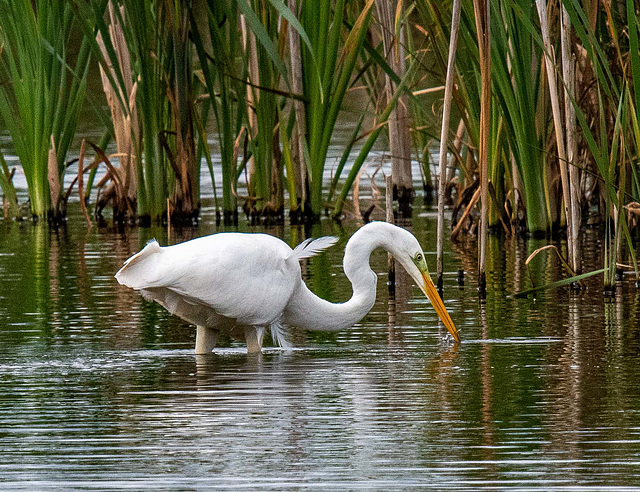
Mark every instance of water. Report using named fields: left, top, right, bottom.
left=1, top=203, right=640, bottom=490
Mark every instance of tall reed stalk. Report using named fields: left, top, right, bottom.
left=536, top=0, right=574, bottom=258
left=473, top=0, right=490, bottom=295
left=436, top=0, right=462, bottom=292
left=561, top=4, right=581, bottom=275
left=287, top=0, right=307, bottom=219
left=243, top=0, right=284, bottom=221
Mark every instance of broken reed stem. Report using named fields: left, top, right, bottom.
left=47, top=135, right=60, bottom=218
left=386, top=174, right=395, bottom=291
left=473, top=0, right=490, bottom=298
left=437, top=0, right=461, bottom=294
left=353, top=165, right=362, bottom=221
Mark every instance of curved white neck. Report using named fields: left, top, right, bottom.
left=283, top=223, right=399, bottom=331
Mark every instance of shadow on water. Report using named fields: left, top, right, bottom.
left=1, top=202, right=640, bottom=489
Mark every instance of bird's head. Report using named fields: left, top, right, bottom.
left=391, top=229, right=460, bottom=343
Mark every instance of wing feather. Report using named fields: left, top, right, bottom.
left=288, top=236, right=338, bottom=260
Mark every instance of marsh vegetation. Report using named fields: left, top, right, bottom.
left=1, top=0, right=640, bottom=293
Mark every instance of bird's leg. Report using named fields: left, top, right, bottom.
left=195, top=326, right=218, bottom=354
left=244, top=326, right=265, bottom=354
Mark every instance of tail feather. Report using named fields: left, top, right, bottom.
left=269, top=320, right=292, bottom=349
left=115, top=240, right=163, bottom=289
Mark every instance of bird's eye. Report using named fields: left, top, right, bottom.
left=415, top=253, right=423, bottom=262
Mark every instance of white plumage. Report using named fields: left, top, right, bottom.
left=115, top=222, right=459, bottom=354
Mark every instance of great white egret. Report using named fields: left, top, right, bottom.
left=115, top=221, right=459, bottom=354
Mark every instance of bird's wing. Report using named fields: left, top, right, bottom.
left=288, top=236, right=338, bottom=260
left=116, top=233, right=298, bottom=326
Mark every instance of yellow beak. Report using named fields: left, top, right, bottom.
left=421, top=272, right=460, bottom=343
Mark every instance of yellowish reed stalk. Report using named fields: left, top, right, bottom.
left=375, top=0, right=413, bottom=216
left=77, top=139, right=92, bottom=229
left=287, top=0, right=307, bottom=213
left=536, top=0, right=573, bottom=261
left=437, top=0, right=461, bottom=293
left=561, top=5, right=581, bottom=275
left=473, top=0, right=490, bottom=296
left=240, top=14, right=259, bottom=189
left=47, top=136, right=60, bottom=218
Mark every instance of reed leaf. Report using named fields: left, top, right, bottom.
left=627, top=0, right=640, bottom=118
left=328, top=113, right=365, bottom=204
left=514, top=268, right=608, bottom=298
left=236, top=0, right=288, bottom=85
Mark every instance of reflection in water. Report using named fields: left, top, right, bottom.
left=478, top=302, right=496, bottom=481
left=1, top=205, right=640, bottom=488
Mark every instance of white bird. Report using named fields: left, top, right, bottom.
left=115, top=221, right=459, bottom=354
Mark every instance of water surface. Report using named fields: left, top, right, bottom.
left=1, top=204, right=640, bottom=490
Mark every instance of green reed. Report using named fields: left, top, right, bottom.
left=77, top=0, right=201, bottom=223
left=491, top=0, right=548, bottom=233
left=0, top=0, right=90, bottom=220
left=120, top=1, right=170, bottom=222
left=191, top=0, right=246, bottom=224
left=300, top=0, right=374, bottom=218
left=561, top=0, right=639, bottom=285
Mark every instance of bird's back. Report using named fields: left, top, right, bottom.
left=115, top=233, right=299, bottom=328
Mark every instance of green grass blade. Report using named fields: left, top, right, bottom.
left=268, top=0, right=322, bottom=98
left=328, top=113, right=365, bottom=203
left=235, top=0, right=289, bottom=86
left=513, top=268, right=609, bottom=298
left=333, top=60, right=411, bottom=218
left=628, top=0, right=640, bottom=115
